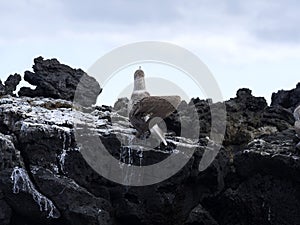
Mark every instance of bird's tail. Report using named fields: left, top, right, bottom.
left=151, top=124, right=167, bottom=146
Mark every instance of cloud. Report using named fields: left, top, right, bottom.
left=1, top=0, right=300, bottom=44
left=1, top=0, right=300, bottom=68
left=61, top=0, right=182, bottom=24
left=0, top=0, right=66, bottom=42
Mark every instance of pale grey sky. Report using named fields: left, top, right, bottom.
left=0, top=0, right=299, bottom=105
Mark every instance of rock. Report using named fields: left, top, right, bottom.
left=207, top=172, right=300, bottom=225
left=0, top=132, right=61, bottom=224
left=204, top=129, right=300, bottom=225
left=190, top=98, right=212, bottom=137
left=234, top=129, right=299, bottom=178
left=224, top=88, right=267, bottom=146
left=0, top=83, right=4, bottom=95
left=2, top=81, right=300, bottom=225
left=271, top=82, right=300, bottom=111
left=0, top=96, right=113, bottom=224
left=165, top=99, right=211, bottom=138
left=0, top=73, right=21, bottom=96
left=261, top=106, right=294, bottom=131
left=0, top=198, right=12, bottom=225
left=184, top=204, right=218, bottom=225
left=18, top=57, right=102, bottom=107
left=31, top=168, right=111, bottom=225
left=109, top=144, right=229, bottom=225
left=0, top=133, right=23, bottom=170
left=164, top=87, right=291, bottom=156
left=113, top=97, right=129, bottom=117
left=0, top=95, right=231, bottom=225
left=166, top=89, right=271, bottom=147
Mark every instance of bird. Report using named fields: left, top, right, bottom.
left=294, top=105, right=300, bottom=121
left=293, top=105, right=300, bottom=149
left=128, top=67, right=181, bottom=145
left=294, top=105, right=300, bottom=137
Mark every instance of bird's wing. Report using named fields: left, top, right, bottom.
left=131, top=95, right=181, bottom=120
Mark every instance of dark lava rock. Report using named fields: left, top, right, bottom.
left=2, top=80, right=300, bottom=225
left=271, top=82, right=300, bottom=111
left=0, top=132, right=60, bottom=225
left=0, top=198, right=12, bottom=225
left=31, top=168, right=112, bottom=225
left=261, top=105, right=295, bottom=131
left=0, top=74, right=21, bottom=96
left=0, top=96, right=230, bottom=225
left=18, top=57, right=102, bottom=107
left=0, top=97, right=113, bottom=225
left=166, top=88, right=271, bottom=147
left=184, top=204, right=218, bottom=225
left=113, top=97, right=129, bottom=117
left=223, top=88, right=267, bottom=146
left=165, top=99, right=212, bottom=138
left=204, top=128, right=300, bottom=225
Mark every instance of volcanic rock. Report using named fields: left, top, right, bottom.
left=271, top=82, right=300, bottom=111
left=0, top=74, right=21, bottom=96
left=18, top=57, right=102, bottom=107
left=1, top=63, right=300, bottom=225
left=205, top=129, right=300, bottom=225
left=0, top=95, right=230, bottom=225
left=113, top=97, right=129, bottom=117
left=184, top=204, right=218, bottom=225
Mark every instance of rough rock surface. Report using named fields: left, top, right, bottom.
left=204, top=128, right=300, bottom=225
left=113, top=97, right=129, bottom=117
left=0, top=74, right=21, bottom=96
left=1, top=59, right=300, bottom=225
left=271, top=82, right=300, bottom=111
left=183, top=204, right=218, bottom=225
left=166, top=88, right=293, bottom=148
left=225, top=88, right=267, bottom=142
left=0, top=96, right=230, bottom=225
left=18, top=57, right=102, bottom=107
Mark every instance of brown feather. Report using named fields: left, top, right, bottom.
left=129, top=95, right=181, bottom=134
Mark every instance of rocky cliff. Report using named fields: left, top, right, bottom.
left=0, top=58, right=300, bottom=225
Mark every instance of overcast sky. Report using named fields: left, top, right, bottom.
left=0, top=0, right=299, bottom=105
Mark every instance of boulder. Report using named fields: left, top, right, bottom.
left=18, top=57, right=102, bottom=107
left=271, top=82, right=300, bottom=111
left=113, top=97, right=129, bottom=117
left=0, top=74, right=21, bottom=96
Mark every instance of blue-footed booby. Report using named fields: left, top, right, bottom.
left=294, top=105, right=300, bottom=137
left=129, top=68, right=181, bottom=145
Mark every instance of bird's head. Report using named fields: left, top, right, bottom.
left=134, top=68, right=145, bottom=80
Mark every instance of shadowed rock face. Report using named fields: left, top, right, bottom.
left=18, top=57, right=102, bottom=107
left=0, top=74, right=21, bottom=96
